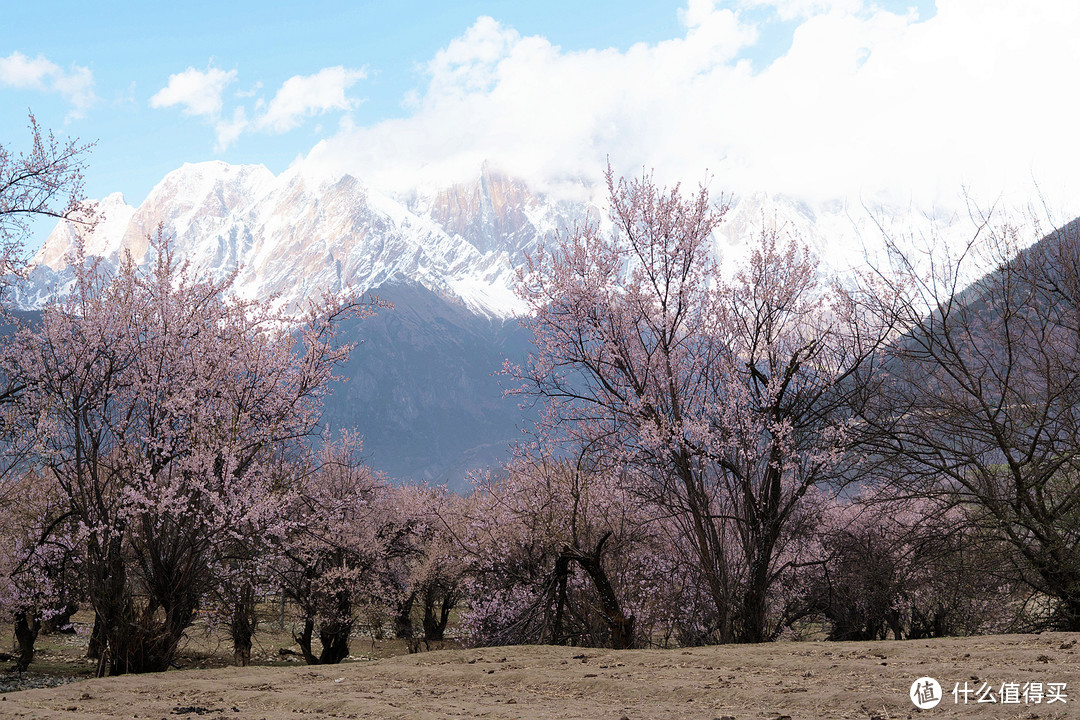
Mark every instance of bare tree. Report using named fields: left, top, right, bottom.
left=867, top=214, right=1080, bottom=630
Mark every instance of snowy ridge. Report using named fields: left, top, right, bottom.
left=28, top=160, right=581, bottom=319
left=26, top=160, right=973, bottom=318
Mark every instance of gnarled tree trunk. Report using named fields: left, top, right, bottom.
left=562, top=532, right=635, bottom=650
left=13, top=610, right=41, bottom=672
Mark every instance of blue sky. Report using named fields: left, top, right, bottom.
left=4, top=0, right=1078, bottom=250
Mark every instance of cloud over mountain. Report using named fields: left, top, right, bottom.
left=299, top=1, right=1080, bottom=219
left=150, top=64, right=237, bottom=117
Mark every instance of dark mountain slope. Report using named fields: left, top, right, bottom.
left=320, top=282, right=536, bottom=490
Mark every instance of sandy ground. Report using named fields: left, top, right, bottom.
left=1, top=633, right=1078, bottom=720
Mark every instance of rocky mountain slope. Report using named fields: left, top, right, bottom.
left=323, top=282, right=536, bottom=487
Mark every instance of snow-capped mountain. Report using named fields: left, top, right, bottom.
left=25, top=160, right=587, bottom=319
left=24, top=159, right=949, bottom=317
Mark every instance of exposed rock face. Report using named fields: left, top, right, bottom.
left=422, top=161, right=544, bottom=259
left=27, top=159, right=925, bottom=316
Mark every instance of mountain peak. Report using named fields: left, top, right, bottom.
left=33, top=192, right=138, bottom=271
left=26, top=160, right=565, bottom=318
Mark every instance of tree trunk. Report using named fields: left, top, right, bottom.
left=546, top=554, right=571, bottom=645
left=737, top=462, right=784, bottom=644
left=231, top=586, right=257, bottom=666
left=91, top=536, right=128, bottom=676
left=394, top=592, right=416, bottom=640
left=106, top=602, right=178, bottom=675
left=314, top=591, right=354, bottom=664
left=294, top=615, right=319, bottom=665
left=740, top=586, right=768, bottom=643
left=317, top=619, right=353, bottom=664
left=422, top=585, right=456, bottom=642
left=13, top=610, right=41, bottom=672
left=1033, top=553, right=1080, bottom=631
left=563, top=532, right=635, bottom=650
left=1059, top=597, right=1080, bottom=632
left=739, top=541, right=777, bottom=643
left=98, top=590, right=197, bottom=675
left=676, top=455, right=734, bottom=643
left=87, top=611, right=106, bottom=660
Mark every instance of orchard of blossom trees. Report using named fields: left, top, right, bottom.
left=1, top=120, right=1078, bottom=675
left=484, top=169, right=1079, bottom=648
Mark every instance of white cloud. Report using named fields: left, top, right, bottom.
left=236, top=81, right=263, bottom=99
left=214, top=107, right=249, bottom=152
left=302, top=11, right=757, bottom=198
left=299, top=0, right=1080, bottom=221
left=203, top=66, right=365, bottom=149
left=254, top=66, right=367, bottom=133
left=0, top=51, right=97, bottom=117
left=0, top=51, right=57, bottom=89
left=739, top=0, right=866, bottom=21
left=150, top=65, right=237, bottom=117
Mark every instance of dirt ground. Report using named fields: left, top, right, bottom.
left=1, top=632, right=1078, bottom=720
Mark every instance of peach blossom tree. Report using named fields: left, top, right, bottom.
left=510, top=167, right=904, bottom=643
left=0, top=113, right=93, bottom=283
left=3, top=232, right=377, bottom=674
